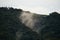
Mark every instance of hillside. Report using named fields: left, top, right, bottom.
left=0, top=7, right=60, bottom=40
left=0, top=7, right=40, bottom=40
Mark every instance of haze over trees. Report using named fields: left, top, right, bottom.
left=0, top=7, right=60, bottom=40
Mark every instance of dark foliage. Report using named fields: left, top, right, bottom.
left=0, top=7, right=40, bottom=40
left=0, top=7, right=60, bottom=40
left=41, top=12, right=60, bottom=40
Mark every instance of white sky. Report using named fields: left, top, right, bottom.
left=0, top=0, right=60, bottom=15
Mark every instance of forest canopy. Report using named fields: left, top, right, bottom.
left=0, top=7, right=60, bottom=40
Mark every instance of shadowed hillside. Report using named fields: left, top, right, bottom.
left=0, top=7, right=60, bottom=40
left=41, top=12, right=60, bottom=40
left=0, top=7, right=40, bottom=40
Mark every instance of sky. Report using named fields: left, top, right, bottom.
left=0, top=0, right=60, bottom=15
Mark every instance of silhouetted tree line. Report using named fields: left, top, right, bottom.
left=0, top=7, right=60, bottom=40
